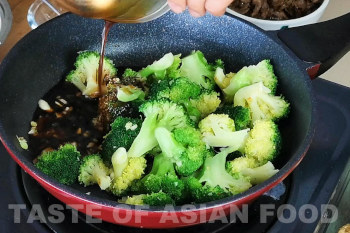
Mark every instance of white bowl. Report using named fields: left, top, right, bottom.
left=226, top=0, right=329, bottom=31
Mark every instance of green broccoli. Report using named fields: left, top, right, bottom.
left=227, top=156, right=258, bottom=174
left=149, top=77, right=219, bottom=121
left=140, top=53, right=181, bottom=79
left=109, top=147, right=147, bottom=196
left=149, top=77, right=201, bottom=102
left=198, top=150, right=252, bottom=195
left=78, top=154, right=111, bottom=190
left=241, top=161, right=279, bottom=185
left=245, top=120, right=282, bottom=164
left=189, top=90, right=221, bottom=118
left=35, top=144, right=81, bottom=185
left=234, top=82, right=290, bottom=122
left=215, top=105, right=251, bottom=130
left=214, top=67, right=234, bottom=90
left=155, top=127, right=208, bottom=176
left=227, top=156, right=279, bottom=185
left=66, top=51, right=117, bottom=97
left=117, top=85, right=145, bottom=102
left=166, top=54, right=182, bottom=79
left=101, top=117, right=142, bottom=164
left=120, top=192, right=174, bottom=206
left=199, top=114, right=250, bottom=151
left=223, top=60, right=278, bottom=102
left=183, top=176, right=230, bottom=203
left=184, top=150, right=252, bottom=203
left=127, top=99, right=192, bottom=158
left=136, top=153, right=185, bottom=202
left=123, top=68, right=140, bottom=78
left=180, top=51, right=223, bottom=89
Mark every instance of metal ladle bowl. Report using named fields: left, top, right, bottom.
left=49, top=0, right=170, bottom=23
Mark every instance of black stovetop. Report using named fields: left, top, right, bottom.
left=1, top=78, right=350, bottom=233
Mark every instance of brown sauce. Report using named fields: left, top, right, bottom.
left=97, top=21, right=116, bottom=97
left=29, top=20, right=140, bottom=158
left=28, top=81, right=104, bottom=157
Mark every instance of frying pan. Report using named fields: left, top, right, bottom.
left=0, top=11, right=349, bottom=229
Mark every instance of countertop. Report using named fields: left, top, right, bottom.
left=0, top=0, right=349, bottom=87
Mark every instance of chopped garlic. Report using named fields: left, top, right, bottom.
left=16, top=136, right=28, bottom=150
left=125, top=122, right=138, bottom=131
left=130, top=124, right=138, bottom=131
left=28, top=121, right=38, bottom=135
left=28, top=128, right=37, bottom=135
left=55, top=101, right=63, bottom=107
left=87, top=142, right=95, bottom=148
left=38, top=99, right=53, bottom=112
left=125, top=122, right=133, bottom=130
left=59, top=98, right=68, bottom=105
left=86, top=192, right=91, bottom=195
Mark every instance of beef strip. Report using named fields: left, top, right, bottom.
left=229, top=0, right=323, bottom=20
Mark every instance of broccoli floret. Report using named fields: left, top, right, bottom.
left=101, top=117, right=142, bottom=164
left=127, top=99, right=192, bottom=158
left=78, top=154, right=111, bottom=190
left=214, top=67, right=234, bottom=90
left=119, top=194, right=145, bottom=205
left=167, top=54, right=182, bottom=79
left=234, top=82, right=290, bottom=123
left=190, top=90, right=221, bottom=118
left=109, top=148, right=147, bottom=196
left=227, top=156, right=279, bottom=184
left=149, top=78, right=217, bottom=121
left=139, top=53, right=181, bottom=79
left=148, top=77, right=220, bottom=120
left=180, top=51, right=223, bottom=89
left=184, top=176, right=230, bottom=203
left=198, top=150, right=252, bottom=195
left=241, top=161, right=279, bottom=185
left=199, top=114, right=250, bottom=151
left=123, top=68, right=140, bottom=78
left=35, top=144, right=81, bottom=185
left=66, top=51, right=117, bottom=97
left=155, top=127, right=208, bottom=176
left=227, top=156, right=258, bottom=174
left=120, top=192, right=174, bottom=206
left=143, top=192, right=175, bottom=206
left=245, top=120, right=282, bottom=164
left=215, top=105, right=251, bottom=130
left=117, top=85, right=145, bottom=102
left=136, top=153, right=185, bottom=202
left=149, top=77, right=201, bottom=103
left=223, top=60, right=278, bottom=102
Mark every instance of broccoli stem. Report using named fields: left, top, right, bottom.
left=94, top=171, right=112, bottom=190
left=241, top=161, right=278, bottom=185
left=149, top=152, right=176, bottom=176
left=199, top=149, right=252, bottom=195
left=199, top=150, right=235, bottom=189
left=111, top=148, right=128, bottom=178
left=117, top=86, right=145, bottom=102
left=128, top=115, right=158, bottom=157
left=140, top=53, right=175, bottom=78
left=154, top=127, right=185, bottom=161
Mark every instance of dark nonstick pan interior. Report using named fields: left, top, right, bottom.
left=0, top=12, right=314, bottom=210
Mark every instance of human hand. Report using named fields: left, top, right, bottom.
left=167, top=0, right=234, bottom=17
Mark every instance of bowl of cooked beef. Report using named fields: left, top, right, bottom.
left=226, top=0, right=329, bottom=30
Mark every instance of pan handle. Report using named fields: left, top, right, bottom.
left=277, top=12, right=350, bottom=79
